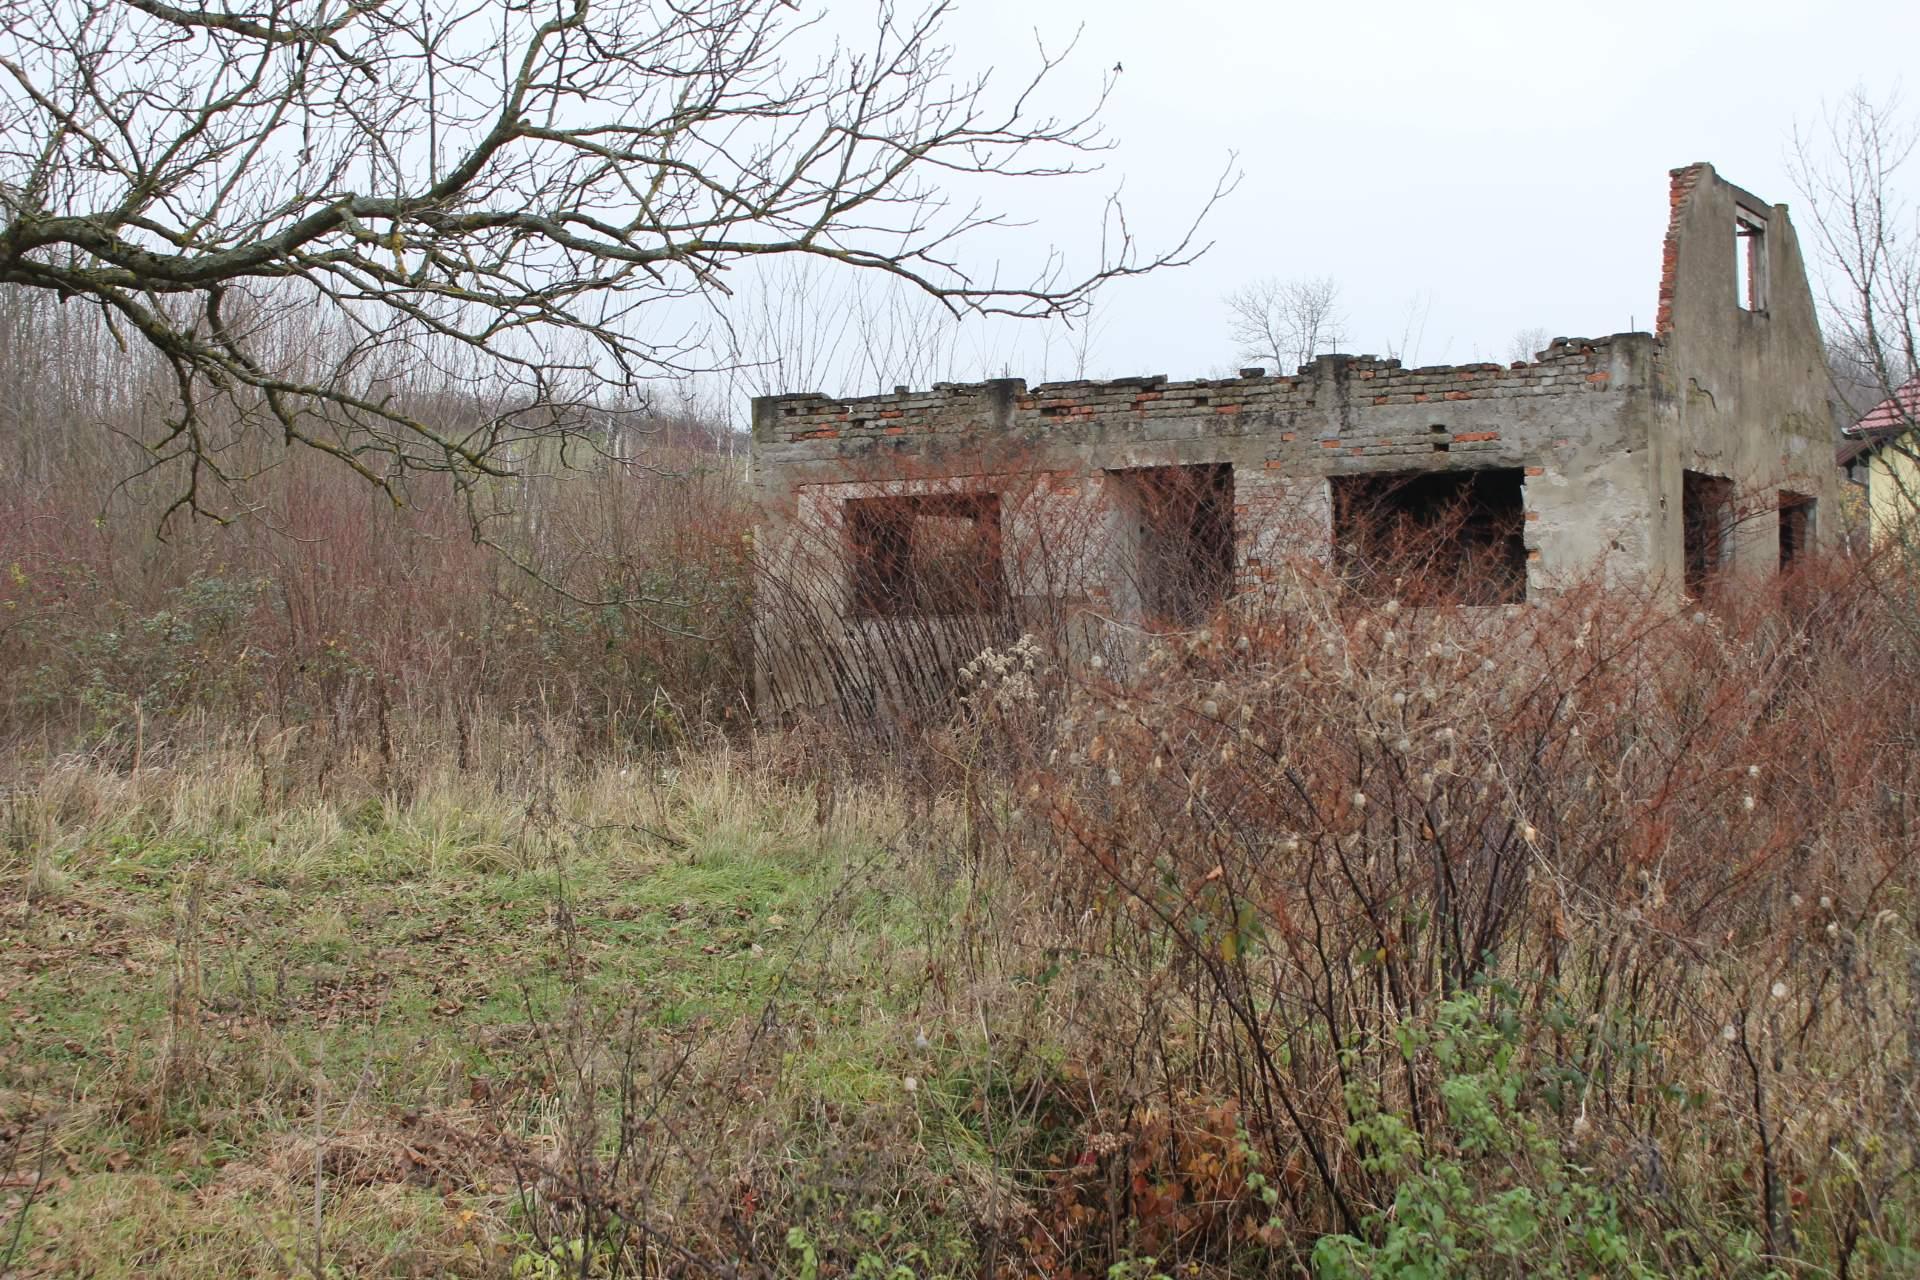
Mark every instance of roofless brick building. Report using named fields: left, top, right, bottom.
left=749, top=164, right=1841, bottom=715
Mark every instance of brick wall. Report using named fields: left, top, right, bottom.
left=1656, top=163, right=1707, bottom=340
left=753, top=339, right=1641, bottom=457
left=749, top=161, right=1843, bottom=717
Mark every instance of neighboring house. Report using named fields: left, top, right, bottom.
left=751, top=164, right=1842, bottom=716
left=1839, top=376, right=1920, bottom=545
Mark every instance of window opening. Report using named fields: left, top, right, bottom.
left=1778, top=491, right=1814, bottom=570
left=1735, top=210, right=1768, bottom=312
left=1682, top=470, right=1735, bottom=596
left=846, top=492, right=1005, bottom=617
left=1109, top=463, right=1235, bottom=627
left=1330, top=469, right=1528, bottom=606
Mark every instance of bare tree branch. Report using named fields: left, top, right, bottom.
left=0, top=0, right=1231, bottom=527
left=1508, top=326, right=1550, bottom=365
left=1224, top=274, right=1343, bottom=374
left=1792, top=87, right=1920, bottom=635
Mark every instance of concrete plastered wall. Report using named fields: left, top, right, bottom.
left=1867, top=444, right=1920, bottom=545
left=751, top=343, right=1660, bottom=712
left=754, top=338, right=1656, bottom=589
left=1650, top=164, right=1843, bottom=586
left=749, top=163, right=1843, bottom=714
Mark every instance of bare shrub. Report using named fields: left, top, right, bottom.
left=0, top=435, right=752, bottom=757
left=996, top=549, right=1920, bottom=1274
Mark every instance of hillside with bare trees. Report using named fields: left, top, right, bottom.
left=4, top=8, right=1920, bottom=1280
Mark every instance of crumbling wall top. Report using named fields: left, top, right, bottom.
left=752, top=336, right=1654, bottom=452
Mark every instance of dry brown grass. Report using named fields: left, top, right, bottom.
left=4, top=444, right=1919, bottom=1277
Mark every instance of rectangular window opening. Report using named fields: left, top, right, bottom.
left=1109, top=463, right=1235, bottom=627
left=1330, top=468, right=1528, bottom=606
left=1735, top=211, right=1768, bottom=312
left=846, top=492, right=1005, bottom=618
left=1682, top=470, right=1735, bottom=596
left=1778, top=491, right=1814, bottom=571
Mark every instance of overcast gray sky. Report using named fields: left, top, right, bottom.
left=898, top=0, right=1920, bottom=383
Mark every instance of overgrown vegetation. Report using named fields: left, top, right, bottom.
left=5, top=44, right=1917, bottom=1271
left=0, top=429, right=755, bottom=755
left=3, top=193, right=1919, bottom=1272
left=5, top=440, right=1919, bottom=1276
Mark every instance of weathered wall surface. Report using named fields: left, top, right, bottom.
left=749, top=163, right=1844, bottom=715
left=1651, top=163, right=1843, bottom=585
left=754, top=336, right=1656, bottom=593
left=750, top=342, right=1654, bottom=712
left=1868, top=445, right=1919, bottom=545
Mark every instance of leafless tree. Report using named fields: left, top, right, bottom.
left=846, top=276, right=968, bottom=391
left=1384, top=290, right=1432, bottom=366
left=0, top=0, right=1227, bottom=525
left=1792, top=88, right=1920, bottom=630
left=1507, top=326, right=1551, bottom=365
left=1792, top=90, right=1919, bottom=411
left=716, top=258, right=973, bottom=403
left=1063, top=295, right=1106, bottom=380
left=1225, top=274, right=1343, bottom=374
left=718, top=257, right=861, bottom=401
left=1825, top=328, right=1894, bottom=423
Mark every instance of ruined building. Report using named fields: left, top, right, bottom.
left=750, top=164, right=1841, bottom=713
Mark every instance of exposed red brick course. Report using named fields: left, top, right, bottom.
left=1656, top=163, right=1706, bottom=340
